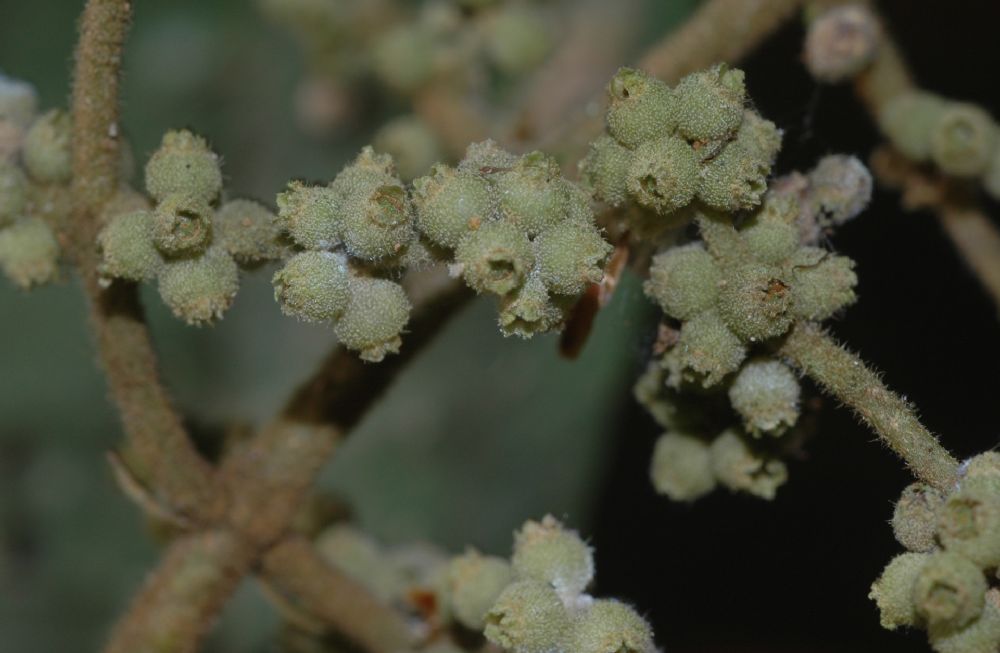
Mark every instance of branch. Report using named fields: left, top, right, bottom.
left=779, top=321, right=960, bottom=491
left=69, top=0, right=218, bottom=520
left=258, top=536, right=416, bottom=653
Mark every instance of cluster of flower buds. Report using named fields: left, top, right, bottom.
left=871, top=453, right=1000, bottom=652
left=0, top=74, right=65, bottom=289
left=880, top=90, right=1000, bottom=199
left=581, top=65, right=782, bottom=221
left=414, top=140, right=611, bottom=337
left=98, top=130, right=285, bottom=325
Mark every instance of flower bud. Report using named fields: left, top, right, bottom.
left=937, top=475, right=1000, bottom=569
left=371, top=25, right=435, bottom=94
left=930, top=589, right=1000, bottom=653
left=929, top=102, right=999, bottom=178
left=644, top=243, right=721, bottom=321
left=277, top=181, right=341, bottom=250
left=697, top=139, right=772, bottom=212
left=455, top=221, right=534, bottom=295
left=484, top=579, right=572, bottom=653
left=869, top=552, right=928, bottom=630
left=459, top=139, right=519, bottom=174
left=315, top=524, right=398, bottom=601
left=97, top=210, right=163, bottom=282
left=210, top=200, right=284, bottom=266
left=580, top=135, right=631, bottom=208
left=334, top=275, right=411, bottom=362
left=495, top=153, right=566, bottom=237
left=879, top=91, right=946, bottom=162
left=788, top=249, right=857, bottom=321
left=273, top=251, right=350, bottom=323
left=626, top=136, right=699, bottom=215
left=0, top=73, right=38, bottom=127
left=22, top=109, right=71, bottom=184
left=804, top=5, right=880, bottom=83
left=533, top=220, right=610, bottom=295
left=717, top=263, right=794, bottom=343
left=807, top=154, right=873, bottom=227
left=570, top=599, right=655, bottom=653
left=498, top=272, right=563, bottom=338
left=413, top=165, right=495, bottom=248
left=893, top=482, right=946, bottom=553
left=0, top=217, right=60, bottom=289
left=673, top=65, right=746, bottom=143
left=605, top=68, right=676, bottom=149
left=484, top=6, right=550, bottom=75
left=157, top=248, right=239, bottom=325
left=649, top=432, right=716, bottom=502
left=913, top=551, right=987, bottom=635
left=448, top=549, right=514, bottom=630
left=0, top=161, right=27, bottom=226
left=675, top=311, right=747, bottom=387
left=728, top=359, right=800, bottom=437
left=373, top=115, right=442, bottom=182
left=144, top=130, right=223, bottom=203
left=709, top=429, right=787, bottom=500
left=511, top=515, right=594, bottom=598
left=151, top=192, right=214, bottom=256
left=334, top=149, right=415, bottom=260
left=963, top=452, right=1000, bottom=479
left=740, top=219, right=799, bottom=266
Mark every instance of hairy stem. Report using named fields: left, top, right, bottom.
left=779, top=321, right=960, bottom=490
left=259, top=537, right=415, bottom=652
left=69, top=0, right=218, bottom=520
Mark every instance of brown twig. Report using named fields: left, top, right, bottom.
left=69, top=0, right=218, bottom=521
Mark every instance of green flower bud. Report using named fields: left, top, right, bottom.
left=644, top=244, right=721, bottom=321
left=930, top=590, right=1000, bottom=653
left=964, top=452, right=1000, bottom=479
left=371, top=25, right=435, bottom=94
left=498, top=272, right=564, bottom=338
left=0, top=217, right=59, bottom=289
left=570, top=599, right=655, bottom=653
left=334, top=275, right=411, bottom=362
left=484, top=579, right=572, bottom=653
left=803, top=4, right=879, bottom=83
left=649, top=432, right=716, bottom=502
left=869, top=552, right=928, bottom=630
left=0, top=161, right=27, bottom=226
left=929, top=102, right=999, bottom=178
left=533, top=220, right=610, bottom=295
left=789, top=249, right=858, bottom=321
left=496, top=153, right=566, bottom=237
left=448, top=549, right=514, bottom=630
left=373, top=115, right=442, bottom=182
left=273, top=251, right=350, bottom=323
left=675, top=311, right=747, bottom=387
left=605, top=68, right=676, bottom=149
left=0, top=73, right=38, bottom=127
left=22, top=109, right=71, bottom=184
left=454, top=221, right=534, bottom=295
left=626, top=136, right=699, bottom=215
left=736, top=110, right=783, bottom=162
left=741, top=220, right=799, bottom=266
left=728, top=359, right=800, bottom=437
left=709, top=429, right=787, bottom=500
left=157, top=248, right=239, bottom=325
left=937, top=475, right=1000, bottom=569
left=151, top=192, right=214, bottom=256
left=580, top=135, right=631, bottom=208
left=97, top=210, right=163, bottom=282
left=333, top=149, right=415, bottom=260
left=717, top=263, right=794, bottom=343
left=413, top=165, right=495, bottom=248
left=879, top=91, right=947, bottom=162
left=485, top=6, right=550, bottom=75
left=213, top=199, right=284, bottom=265
left=672, top=65, right=746, bottom=142
left=144, top=130, right=223, bottom=203
left=315, top=524, right=397, bottom=602
left=511, top=515, right=594, bottom=598
left=459, top=139, right=520, bottom=174
left=893, top=482, right=945, bottom=553
left=913, top=551, right=987, bottom=635
left=697, top=139, right=772, bottom=212
left=277, top=181, right=341, bottom=250
left=807, top=154, right=873, bottom=227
